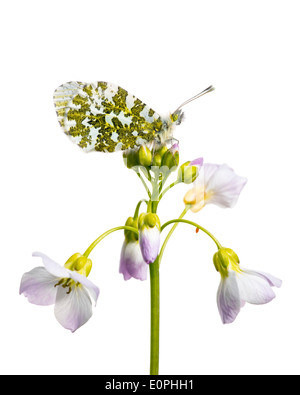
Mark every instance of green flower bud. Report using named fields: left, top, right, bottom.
left=178, top=158, right=203, bottom=184
left=138, top=145, right=152, bottom=167
left=156, top=145, right=168, bottom=158
left=161, top=144, right=179, bottom=171
left=124, top=216, right=139, bottom=243
left=123, top=149, right=139, bottom=169
left=177, top=161, right=199, bottom=184
left=152, top=152, right=162, bottom=167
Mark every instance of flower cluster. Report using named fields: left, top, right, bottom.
left=20, top=140, right=281, bottom=333
left=22, top=83, right=282, bottom=376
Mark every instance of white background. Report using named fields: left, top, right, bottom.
left=1, top=0, right=299, bottom=375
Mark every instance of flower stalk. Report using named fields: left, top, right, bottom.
left=149, top=257, right=160, bottom=375
left=83, top=226, right=139, bottom=258
left=161, top=217, right=223, bottom=250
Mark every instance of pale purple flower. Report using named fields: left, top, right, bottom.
left=139, top=226, right=160, bottom=264
left=184, top=163, right=247, bottom=212
left=119, top=240, right=148, bottom=281
left=19, top=252, right=99, bottom=332
left=138, top=213, right=161, bottom=264
left=214, top=249, right=282, bottom=324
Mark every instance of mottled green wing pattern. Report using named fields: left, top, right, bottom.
left=53, top=81, right=163, bottom=153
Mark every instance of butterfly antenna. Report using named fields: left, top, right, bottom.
left=173, top=85, right=215, bottom=114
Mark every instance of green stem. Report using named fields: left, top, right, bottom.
left=158, top=169, right=171, bottom=194
left=149, top=257, right=159, bottom=375
left=147, top=200, right=153, bottom=213
left=148, top=175, right=160, bottom=375
left=161, top=217, right=223, bottom=250
left=134, top=170, right=151, bottom=198
left=134, top=199, right=148, bottom=220
left=159, top=180, right=180, bottom=201
left=151, top=168, right=160, bottom=203
left=83, top=226, right=139, bottom=258
left=158, top=207, right=189, bottom=266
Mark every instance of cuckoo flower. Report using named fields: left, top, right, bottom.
left=138, top=213, right=161, bottom=264
left=119, top=216, right=148, bottom=280
left=20, top=252, right=99, bottom=332
left=120, top=241, right=148, bottom=281
left=184, top=163, right=247, bottom=212
left=213, top=248, right=282, bottom=324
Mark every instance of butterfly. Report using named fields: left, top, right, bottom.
left=53, top=81, right=214, bottom=153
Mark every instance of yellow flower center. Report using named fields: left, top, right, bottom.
left=184, top=186, right=214, bottom=213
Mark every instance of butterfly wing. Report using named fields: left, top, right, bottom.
left=53, top=81, right=163, bottom=152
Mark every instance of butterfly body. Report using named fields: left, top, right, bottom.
left=53, top=81, right=181, bottom=153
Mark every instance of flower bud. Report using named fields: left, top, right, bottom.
left=152, top=152, right=162, bottom=167
left=178, top=158, right=203, bottom=184
left=123, top=149, right=139, bottom=169
left=161, top=144, right=179, bottom=171
left=156, top=145, right=168, bottom=158
left=138, top=145, right=152, bottom=167
left=124, top=216, right=139, bottom=243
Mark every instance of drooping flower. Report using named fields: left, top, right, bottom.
left=120, top=241, right=148, bottom=281
left=184, top=163, right=247, bottom=212
left=19, top=252, right=99, bottom=332
left=138, top=213, right=161, bottom=264
left=213, top=248, right=282, bottom=324
left=119, top=216, right=148, bottom=280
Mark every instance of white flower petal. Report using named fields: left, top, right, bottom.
left=32, top=252, right=69, bottom=278
left=242, top=269, right=282, bottom=288
left=121, top=241, right=148, bottom=281
left=54, top=285, right=92, bottom=332
left=119, top=242, right=132, bottom=280
left=217, top=271, right=241, bottom=324
left=139, top=227, right=160, bottom=264
left=236, top=269, right=276, bottom=304
left=68, top=270, right=100, bottom=305
left=204, top=164, right=247, bottom=208
left=20, top=267, right=58, bottom=306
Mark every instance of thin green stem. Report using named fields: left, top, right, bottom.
left=149, top=257, right=159, bottom=375
left=134, top=199, right=148, bottom=220
left=161, top=217, right=223, bottom=250
left=151, top=168, right=160, bottom=203
left=83, top=226, right=139, bottom=258
left=158, top=207, right=189, bottom=266
left=148, top=172, right=160, bottom=375
left=134, top=170, right=151, bottom=198
left=158, top=180, right=180, bottom=201
left=158, top=168, right=171, bottom=194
